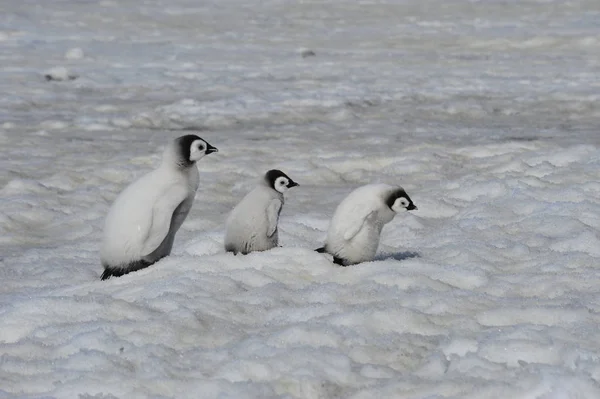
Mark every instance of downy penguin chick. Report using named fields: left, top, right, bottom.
left=224, top=169, right=299, bottom=255
left=316, top=184, right=417, bottom=266
left=100, top=135, right=218, bottom=280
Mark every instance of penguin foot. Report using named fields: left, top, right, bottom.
left=101, top=259, right=153, bottom=280
left=333, top=256, right=348, bottom=267
left=315, top=247, right=348, bottom=267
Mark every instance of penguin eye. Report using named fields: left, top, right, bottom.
left=275, top=177, right=288, bottom=188
left=399, top=198, right=408, bottom=207
left=197, top=143, right=205, bottom=151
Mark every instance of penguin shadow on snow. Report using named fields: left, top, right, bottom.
left=316, top=250, right=420, bottom=267
left=374, top=251, right=420, bottom=262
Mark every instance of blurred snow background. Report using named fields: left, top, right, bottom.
left=1, top=0, right=600, bottom=397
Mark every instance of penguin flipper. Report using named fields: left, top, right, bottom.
left=141, top=184, right=188, bottom=255
left=343, top=210, right=377, bottom=241
left=266, top=199, right=282, bottom=238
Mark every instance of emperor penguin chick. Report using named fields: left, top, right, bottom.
left=100, top=135, right=218, bottom=280
left=225, top=169, right=299, bottom=255
left=316, top=184, right=417, bottom=266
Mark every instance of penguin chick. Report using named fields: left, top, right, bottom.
left=224, top=169, right=299, bottom=255
left=315, top=184, right=417, bottom=266
left=100, top=135, right=218, bottom=280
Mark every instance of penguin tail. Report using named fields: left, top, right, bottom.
left=101, top=268, right=116, bottom=280
left=315, top=246, right=326, bottom=253
left=101, top=259, right=153, bottom=281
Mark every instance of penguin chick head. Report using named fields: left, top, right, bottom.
left=265, top=169, right=299, bottom=193
left=386, top=188, right=417, bottom=213
left=175, top=134, right=218, bottom=167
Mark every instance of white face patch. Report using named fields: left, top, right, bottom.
left=189, top=139, right=207, bottom=162
left=391, top=197, right=409, bottom=213
left=274, top=176, right=290, bottom=193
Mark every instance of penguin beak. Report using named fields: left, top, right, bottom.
left=408, top=203, right=417, bottom=211
left=205, top=144, right=218, bottom=154
left=288, top=180, right=299, bottom=188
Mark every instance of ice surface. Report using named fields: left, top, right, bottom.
left=1, top=0, right=600, bottom=398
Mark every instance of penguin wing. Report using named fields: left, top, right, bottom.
left=266, top=198, right=282, bottom=238
left=141, top=184, right=189, bottom=255
left=342, top=207, right=377, bottom=241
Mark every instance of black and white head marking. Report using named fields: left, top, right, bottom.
left=265, top=169, right=299, bottom=193
left=386, top=188, right=417, bottom=212
left=175, top=134, right=218, bottom=168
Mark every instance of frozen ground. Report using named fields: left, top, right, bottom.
left=1, top=0, right=600, bottom=397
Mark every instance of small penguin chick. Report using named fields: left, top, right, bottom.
left=315, top=183, right=417, bottom=266
left=100, top=134, right=218, bottom=280
left=224, top=169, right=299, bottom=255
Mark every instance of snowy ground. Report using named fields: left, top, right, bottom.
left=2, top=0, right=600, bottom=398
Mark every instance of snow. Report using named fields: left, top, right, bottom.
left=1, top=0, right=600, bottom=397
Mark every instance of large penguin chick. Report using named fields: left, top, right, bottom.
left=100, top=134, right=218, bottom=280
